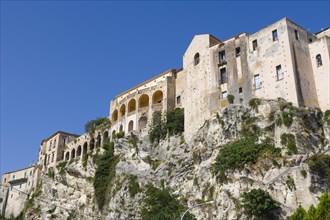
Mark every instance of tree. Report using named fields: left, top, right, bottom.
left=140, top=184, right=195, bottom=220
left=242, top=189, right=280, bottom=219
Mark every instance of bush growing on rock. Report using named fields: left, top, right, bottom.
left=140, top=183, right=195, bottom=220
left=242, top=188, right=280, bottom=219
left=306, top=153, right=330, bottom=185
left=84, top=117, right=111, bottom=135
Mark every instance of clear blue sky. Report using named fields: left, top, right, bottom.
left=1, top=1, right=329, bottom=175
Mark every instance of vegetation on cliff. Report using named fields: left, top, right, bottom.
left=85, top=117, right=111, bottom=135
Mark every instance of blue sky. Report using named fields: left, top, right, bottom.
left=1, top=1, right=329, bottom=175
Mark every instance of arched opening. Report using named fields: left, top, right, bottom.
left=128, top=120, right=134, bottom=132
left=103, top=131, right=109, bottom=143
left=138, top=94, right=149, bottom=110
left=71, top=149, right=76, bottom=159
left=77, top=146, right=82, bottom=157
left=96, top=134, right=101, bottom=148
left=120, top=104, right=126, bottom=118
left=83, top=142, right=88, bottom=154
left=152, top=90, right=163, bottom=110
left=65, top=152, right=70, bottom=161
left=316, top=54, right=322, bottom=67
left=128, top=99, right=136, bottom=113
left=139, top=116, right=148, bottom=129
left=90, top=139, right=95, bottom=151
left=119, top=124, right=123, bottom=132
left=112, top=130, right=116, bottom=140
left=112, top=109, right=118, bottom=123
left=194, top=53, right=200, bottom=65
left=61, top=152, right=64, bottom=160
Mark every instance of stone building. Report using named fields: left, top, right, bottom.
left=0, top=165, right=35, bottom=218
left=36, top=131, right=79, bottom=174
left=109, top=17, right=330, bottom=138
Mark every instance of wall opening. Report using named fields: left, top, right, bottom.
left=128, top=120, right=134, bottom=132
left=77, top=146, right=82, bottom=157
left=194, top=53, right=200, bottom=65
left=71, top=149, right=76, bottom=159
left=139, top=116, right=148, bottom=129
left=128, top=99, right=136, bottom=113
left=112, top=109, right=118, bottom=123
left=139, top=94, right=149, bottom=110
left=120, top=104, right=126, bottom=118
left=90, top=139, right=95, bottom=151
left=83, top=142, right=88, bottom=154
left=316, top=54, right=322, bottom=67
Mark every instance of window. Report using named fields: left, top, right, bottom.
left=4, top=178, right=6, bottom=183
left=30, top=171, right=32, bottom=176
left=220, top=68, right=227, bottom=84
left=221, top=91, right=228, bottom=99
left=176, top=96, right=181, bottom=104
left=235, top=47, right=241, bottom=57
left=239, top=87, right=243, bottom=93
left=309, top=38, right=313, bottom=43
left=272, top=29, right=278, bottom=41
left=24, top=172, right=27, bottom=178
left=51, top=152, right=54, bottom=162
left=294, top=29, right=299, bottom=40
left=276, top=65, right=283, bottom=80
left=316, top=54, right=322, bottom=67
left=12, top=175, right=15, bottom=180
left=254, top=74, right=261, bottom=89
left=252, top=40, right=258, bottom=51
left=194, top=53, right=200, bottom=65
left=219, top=51, right=225, bottom=61
left=53, top=139, right=56, bottom=148
left=49, top=141, right=52, bottom=151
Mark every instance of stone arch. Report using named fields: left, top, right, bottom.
left=71, top=149, right=76, bottom=159
left=96, top=134, right=101, bottom=148
left=65, top=152, right=70, bottom=161
left=119, top=124, right=123, bottom=132
left=90, top=139, right=95, bottom=151
left=128, top=120, right=134, bottom=132
left=77, top=146, right=82, bottom=157
left=152, top=90, right=163, bottom=105
left=139, top=116, right=148, bottom=129
left=103, top=131, right=109, bottom=143
left=128, top=99, right=136, bottom=113
left=112, top=109, right=118, bottom=123
left=194, top=53, right=200, bottom=65
left=83, top=142, right=88, bottom=154
left=120, top=104, right=126, bottom=118
left=139, top=94, right=149, bottom=109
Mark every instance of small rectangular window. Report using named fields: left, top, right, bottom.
left=30, top=171, right=32, bottom=176
left=276, top=65, right=283, bottom=80
left=235, top=47, right=241, bottom=57
left=254, top=74, right=261, bottom=89
left=219, top=51, right=225, bottom=61
left=24, top=172, right=27, bottom=178
left=239, top=87, right=243, bottom=93
left=4, top=178, right=6, bottom=183
left=272, top=29, right=278, bottom=41
left=309, top=38, right=313, bottom=43
left=253, top=40, right=258, bottom=51
left=176, top=96, right=181, bottom=104
left=294, top=29, right=299, bottom=40
left=12, top=175, right=15, bottom=180
left=221, top=91, right=228, bottom=99
left=220, top=68, right=227, bottom=84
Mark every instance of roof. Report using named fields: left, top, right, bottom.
left=114, top=69, right=177, bottom=98
left=44, top=131, right=80, bottom=142
left=315, top=27, right=330, bottom=35
left=3, top=165, right=35, bottom=175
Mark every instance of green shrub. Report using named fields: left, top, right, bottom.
left=288, top=192, right=330, bottom=220
left=242, top=189, right=280, bottom=219
left=282, top=111, right=293, bottom=127
left=286, top=175, right=296, bottom=191
left=57, top=161, right=67, bottom=175
left=213, top=137, right=280, bottom=182
left=85, top=117, right=111, bottom=135
left=82, top=153, right=88, bottom=169
left=300, top=169, right=307, bottom=178
left=324, top=110, right=330, bottom=124
left=116, top=131, right=125, bottom=139
left=128, top=175, right=141, bottom=197
left=306, top=153, right=330, bottom=184
left=275, top=116, right=283, bottom=127
left=268, top=111, right=276, bottom=122
left=281, top=133, right=298, bottom=155
left=249, top=98, right=261, bottom=112
left=227, top=94, right=235, bottom=104
left=93, top=141, right=119, bottom=211
left=140, top=184, right=196, bottom=220
left=48, top=168, right=55, bottom=179
left=149, top=109, right=184, bottom=143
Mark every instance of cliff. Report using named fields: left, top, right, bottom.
left=20, top=99, right=330, bottom=219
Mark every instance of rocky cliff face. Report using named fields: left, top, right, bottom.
left=23, top=99, right=329, bottom=219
